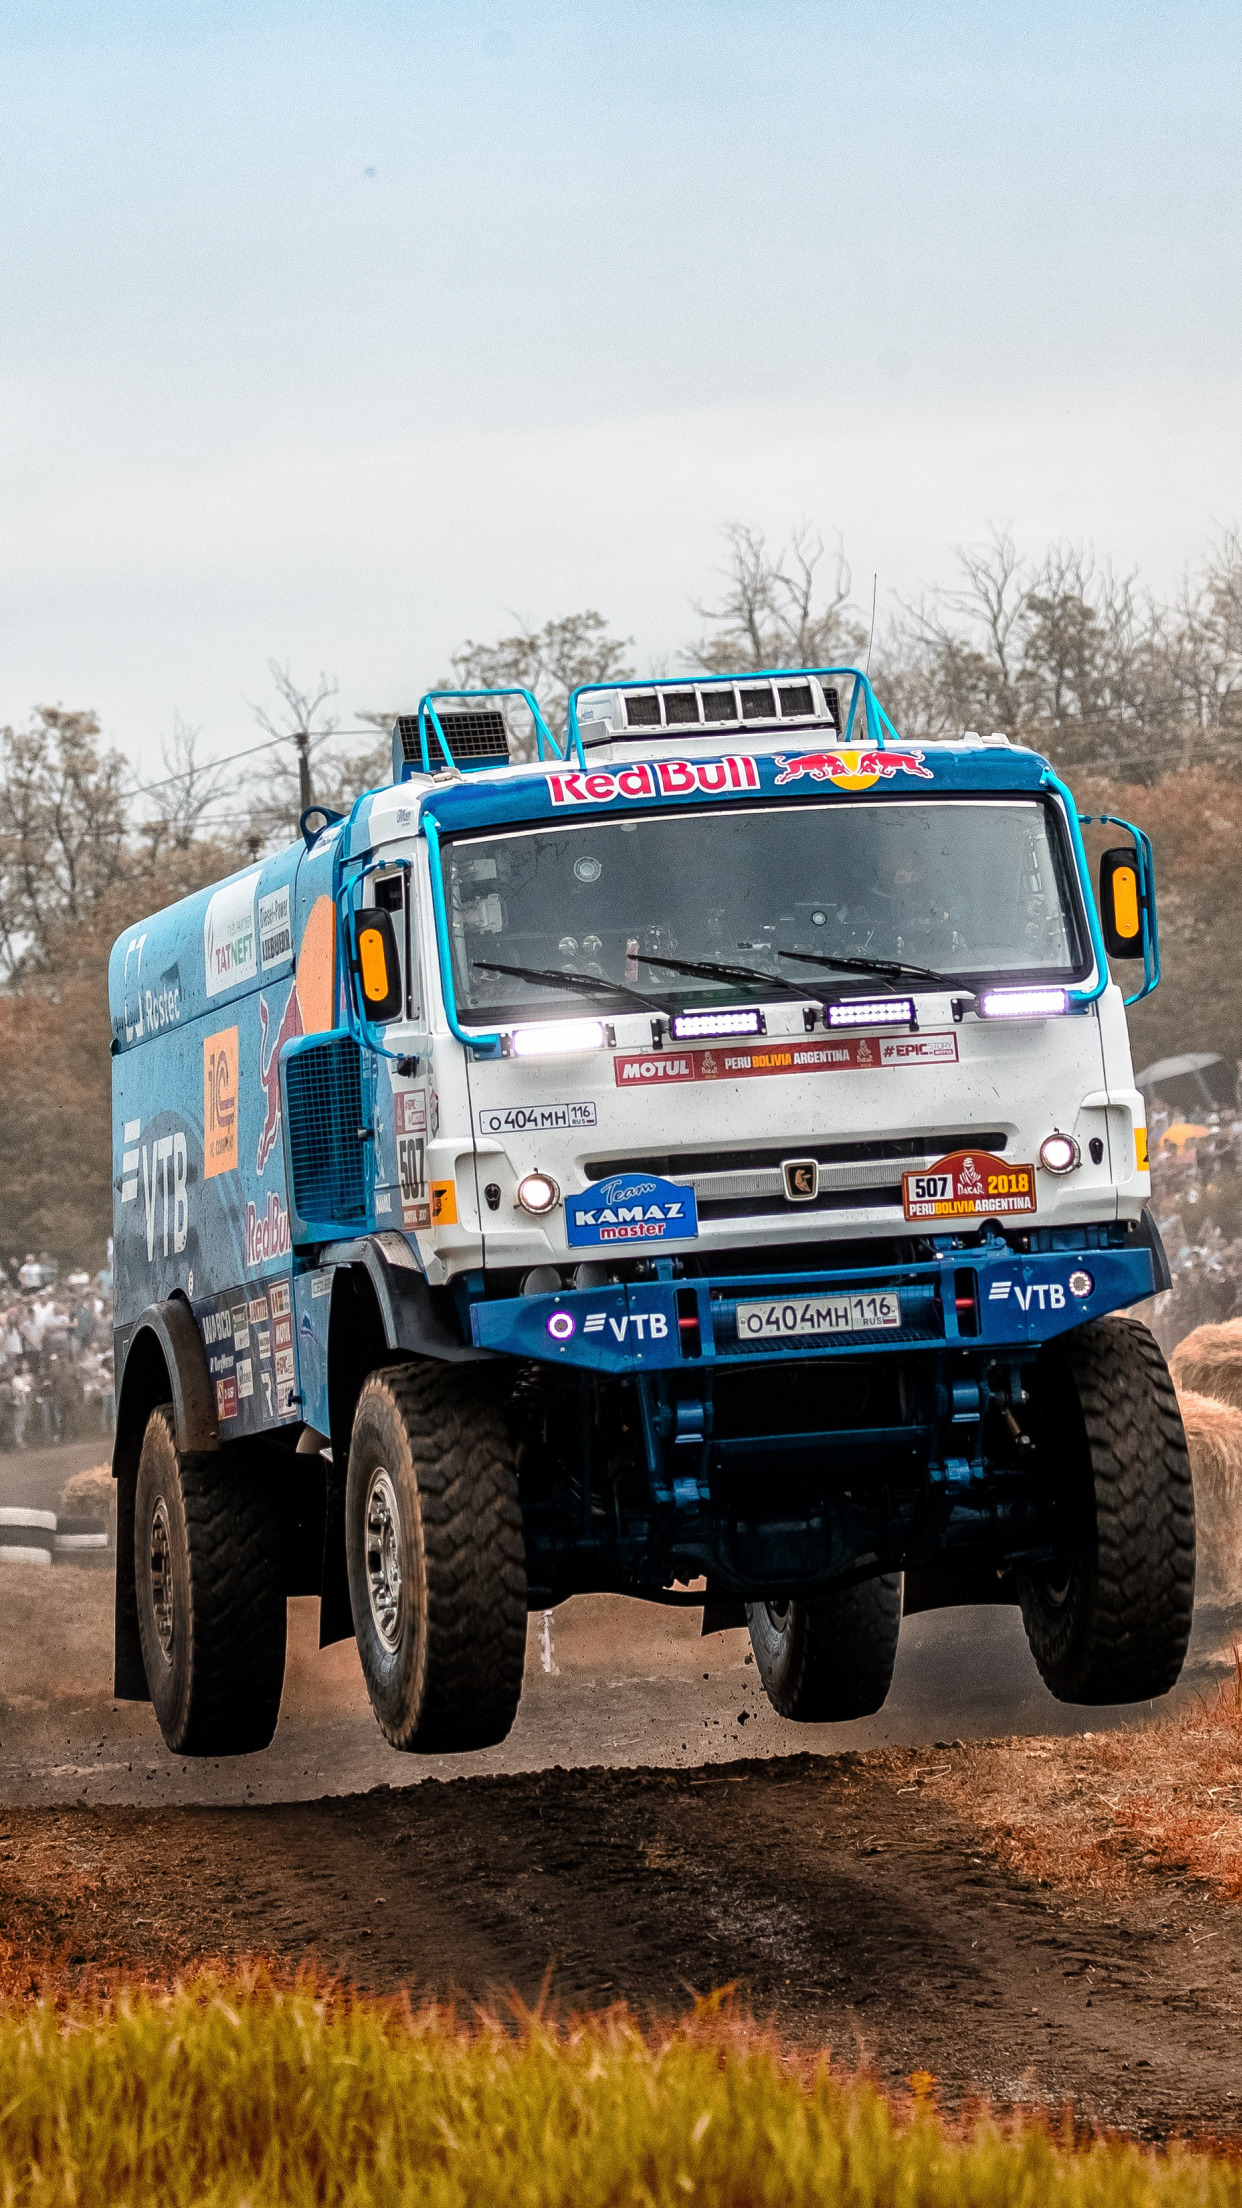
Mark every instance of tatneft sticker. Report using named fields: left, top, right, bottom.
left=614, top=1032, right=959, bottom=1086
left=478, top=1102, right=598, bottom=1133
left=902, top=1150, right=1036, bottom=1220
left=566, top=1172, right=698, bottom=1247
left=203, top=873, right=260, bottom=996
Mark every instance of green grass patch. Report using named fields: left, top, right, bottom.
left=0, top=1969, right=1235, bottom=2204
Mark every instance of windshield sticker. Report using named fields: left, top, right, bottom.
left=478, top=1102, right=598, bottom=1134
left=547, top=758, right=759, bottom=807
left=567, top=1172, right=698, bottom=1246
left=902, top=1150, right=1035, bottom=1221
left=614, top=1033, right=959, bottom=1086
left=773, top=746, right=933, bottom=788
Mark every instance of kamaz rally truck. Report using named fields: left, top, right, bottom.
left=108, top=667, right=1193, bottom=1757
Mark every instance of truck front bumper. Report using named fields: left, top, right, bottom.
left=469, top=1232, right=1162, bottom=1372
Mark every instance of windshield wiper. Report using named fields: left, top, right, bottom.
left=635, top=951, right=816, bottom=998
left=471, top=959, right=663, bottom=1013
left=778, top=947, right=944, bottom=984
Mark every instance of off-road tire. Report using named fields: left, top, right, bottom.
left=746, top=1573, right=902, bottom=1721
left=1019, top=1313, right=1195, bottom=1704
left=134, top=1405, right=287, bottom=1755
left=345, top=1362, right=527, bottom=1752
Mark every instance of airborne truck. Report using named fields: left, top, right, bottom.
left=108, top=667, right=1193, bottom=1756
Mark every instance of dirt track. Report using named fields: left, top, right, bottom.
left=4, top=1443, right=1242, bottom=2138
left=6, top=1754, right=1242, bottom=2139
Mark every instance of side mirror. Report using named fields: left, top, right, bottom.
left=352, top=908, right=403, bottom=1021
left=1099, top=846, right=1147, bottom=961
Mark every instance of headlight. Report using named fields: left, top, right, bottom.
left=1039, top=1132, right=1081, bottom=1174
left=508, top=1020, right=607, bottom=1057
left=516, top=1173, right=561, bottom=1215
left=978, top=987, right=1068, bottom=1019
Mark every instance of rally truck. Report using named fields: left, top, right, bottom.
left=107, top=666, right=1192, bottom=1757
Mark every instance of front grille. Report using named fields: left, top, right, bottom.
left=285, top=1037, right=368, bottom=1230
left=585, top=1132, right=1008, bottom=1222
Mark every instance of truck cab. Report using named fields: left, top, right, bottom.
left=108, top=666, right=1193, bottom=1757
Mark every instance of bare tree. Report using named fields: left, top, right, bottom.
left=246, top=662, right=342, bottom=843
left=444, top=611, right=635, bottom=752
left=135, top=712, right=228, bottom=862
left=690, top=523, right=865, bottom=673
left=0, top=708, right=130, bottom=983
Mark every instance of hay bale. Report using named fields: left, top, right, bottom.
left=58, top=1463, right=114, bottom=1535
left=1177, top=1389, right=1242, bottom=1597
left=1171, top=1319, right=1242, bottom=1412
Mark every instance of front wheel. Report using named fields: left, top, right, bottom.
left=345, top=1362, right=527, bottom=1752
left=1019, top=1314, right=1195, bottom=1704
left=746, top=1573, right=902, bottom=1720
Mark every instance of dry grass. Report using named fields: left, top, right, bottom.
left=0, top=1968, right=1236, bottom=2205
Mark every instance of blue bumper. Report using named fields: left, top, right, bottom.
left=469, top=1239, right=1161, bottom=1372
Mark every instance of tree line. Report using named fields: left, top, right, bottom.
left=2, top=523, right=1240, bottom=1262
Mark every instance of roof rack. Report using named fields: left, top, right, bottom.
left=392, top=687, right=587, bottom=780
left=567, top=665, right=903, bottom=752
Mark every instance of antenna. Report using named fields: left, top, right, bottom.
left=865, top=572, right=878, bottom=676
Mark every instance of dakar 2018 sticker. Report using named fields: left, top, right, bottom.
left=566, top=1172, right=698, bottom=1248
left=614, top=1033, right=958, bottom=1087
left=902, top=1150, right=1036, bottom=1222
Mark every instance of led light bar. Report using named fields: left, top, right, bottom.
left=508, top=1019, right=607, bottom=1057
left=826, top=996, right=915, bottom=1029
left=670, top=1008, right=764, bottom=1040
left=978, top=987, right=1068, bottom=1020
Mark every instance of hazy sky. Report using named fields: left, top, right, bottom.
left=2, top=0, right=1239, bottom=774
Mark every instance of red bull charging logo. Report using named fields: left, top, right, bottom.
left=256, top=982, right=304, bottom=1172
left=773, top=746, right=933, bottom=790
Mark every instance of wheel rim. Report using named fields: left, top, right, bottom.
left=149, top=1498, right=175, bottom=1662
left=365, top=1469, right=404, bottom=1651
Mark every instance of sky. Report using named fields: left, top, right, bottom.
left=1, top=0, right=1240, bottom=777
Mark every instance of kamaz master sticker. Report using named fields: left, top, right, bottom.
left=566, top=1172, right=698, bottom=1247
left=903, top=1151, right=1036, bottom=1221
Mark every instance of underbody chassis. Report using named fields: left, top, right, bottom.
left=471, top=1222, right=1164, bottom=1610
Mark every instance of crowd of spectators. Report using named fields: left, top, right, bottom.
left=0, top=1248, right=114, bottom=1452
left=1140, top=1095, right=1242, bottom=1356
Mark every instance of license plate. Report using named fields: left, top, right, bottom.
left=735, top=1291, right=902, bottom=1340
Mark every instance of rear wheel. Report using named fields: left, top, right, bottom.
left=1019, top=1314, right=1195, bottom=1704
left=345, top=1362, right=527, bottom=1752
left=746, top=1574, right=902, bottom=1720
left=134, top=1404, right=286, bottom=1755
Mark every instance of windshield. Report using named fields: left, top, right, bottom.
left=444, top=796, right=1090, bottom=1024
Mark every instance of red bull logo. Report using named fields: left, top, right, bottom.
left=256, top=982, right=303, bottom=1171
left=774, top=745, right=933, bottom=791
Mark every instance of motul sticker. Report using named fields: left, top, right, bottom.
left=614, top=1033, right=958, bottom=1086
left=903, top=1150, right=1036, bottom=1221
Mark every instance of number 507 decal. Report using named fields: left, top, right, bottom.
left=903, top=1150, right=1036, bottom=1221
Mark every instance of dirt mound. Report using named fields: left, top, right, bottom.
left=1172, top=1319, right=1242, bottom=1410
left=58, top=1464, right=114, bottom=1534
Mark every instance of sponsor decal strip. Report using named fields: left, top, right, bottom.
left=614, top=1032, right=959, bottom=1086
